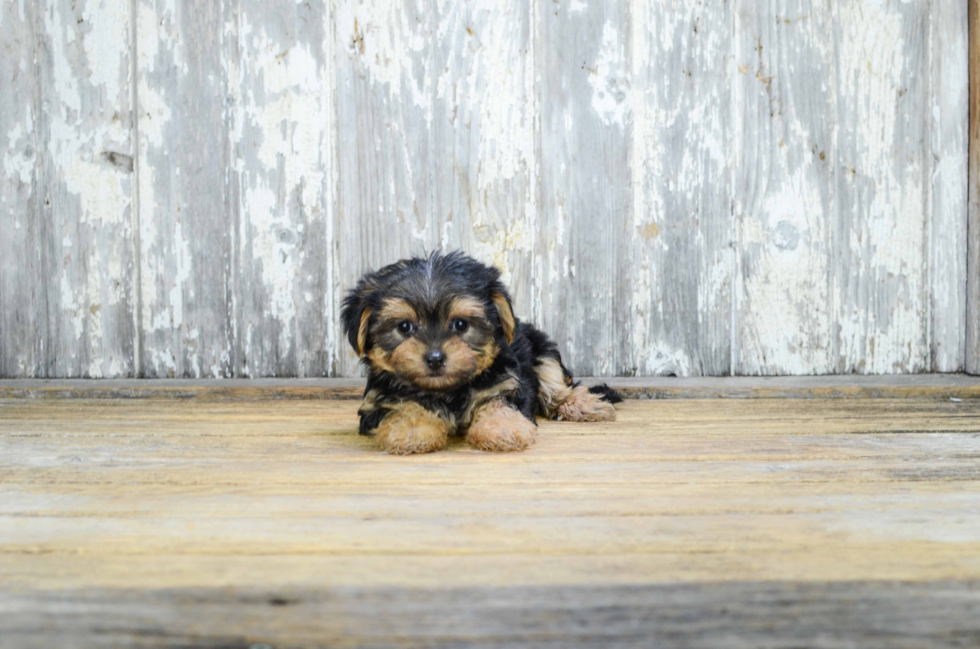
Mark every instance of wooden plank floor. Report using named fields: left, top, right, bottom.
left=2, top=396, right=980, bottom=647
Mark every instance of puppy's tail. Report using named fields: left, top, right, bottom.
left=587, top=383, right=623, bottom=404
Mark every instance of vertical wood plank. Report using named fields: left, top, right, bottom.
left=733, top=0, right=836, bottom=375
left=969, top=0, right=980, bottom=376
left=930, top=0, right=969, bottom=373
left=430, top=0, right=536, bottom=321
left=631, top=0, right=733, bottom=376
left=35, top=0, right=137, bottom=377
left=0, top=1, right=42, bottom=377
left=834, top=0, right=931, bottom=374
left=136, top=0, right=236, bottom=378
left=537, top=0, right=633, bottom=376
left=334, top=0, right=438, bottom=376
left=235, top=0, right=336, bottom=377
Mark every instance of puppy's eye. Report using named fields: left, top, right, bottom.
left=397, top=321, right=414, bottom=335
left=452, top=318, right=468, bottom=333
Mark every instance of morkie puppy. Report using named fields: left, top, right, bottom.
left=341, top=251, right=622, bottom=454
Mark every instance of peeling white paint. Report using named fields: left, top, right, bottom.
left=243, top=183, right=297, bottom=348
left=431, top=0, right=536, bottom=305
left=589, top=22, right=631, bottom=127
left=45, top=3, right=131, bottom=231
left=3, top=110, right=35, bottom=184
left=60, top=273, right=83, bottom=341
left=151, top=348, right=178, bottom=375
left=2, top=0, right=968, bottom=378
left=136, top=0, right=184, bottom=377
left=81, top=0, right=129, bottom=104
left=36, top=0, right=134, bottom=379
left=471, top=7, right=533, bottom=193
left=642, top=341, right=693, bottom=376
left=167, top=215, right=192, bottom=329
left=238, top=12, right=335, bottom=371
left=629, top=0, right=734, bottom=376
left=336, top=0, right=431, bottom=118
left=929, top=0, right=969, bottom=371
left=630, top=0, right=656, bottom=374
left=836, top=0, right=927, bottom=373
left=470, top=218, right=532, bottom=288
left=135, top=77, right=171, bottom=149
left=732, top=1, right=838, bottom=376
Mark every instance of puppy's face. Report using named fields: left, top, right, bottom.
left=342, top=253, right=515, bottom=392
left=368, top=295, right=496, bottom=390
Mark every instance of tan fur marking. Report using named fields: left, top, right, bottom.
left=448, top=296, right=487, bottom=321
left=441, top=336, right=478, bottom=380
left=466, top=398, right=537, bottom=452
left=375, top=402, right=448, bottom=455
left=534, top=357, right=574, bottom=418
left=492, top=293, right=515, bottom=344
left=389, top=337, right=477, bottom=391
left=355, top=308, right=372, bottom=357
left=388, top=337, right=429, bottom=379
left=556, top=384, right=617, bottom=422
left=379, top=298, right=417, bottom=323
left=366, top=346, right=395, bottom=373
left=474, top=339, right=499, bottom=375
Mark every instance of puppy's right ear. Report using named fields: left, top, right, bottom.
left=491, top=291, right=515, bottom=345
left=341, top=289, right=373, bottom=357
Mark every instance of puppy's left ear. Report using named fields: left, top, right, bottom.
left=341, top=288, right=374, bottom=357
left=492, top=292, right=515, bottom=344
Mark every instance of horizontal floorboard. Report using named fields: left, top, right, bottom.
left=2, top=398, right=980, bottom=646
left=3, top=582, right=980, bottom=649
left=1, top=375, right=980, bottom=400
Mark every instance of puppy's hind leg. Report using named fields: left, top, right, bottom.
left=534, top=356, right=619, bottom=423
left=556, top=384, right=618, bottom=422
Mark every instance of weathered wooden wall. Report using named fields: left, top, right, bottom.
left=969, top=0, right=980, bottom=376
left=0, top=0, right=971, bottom=378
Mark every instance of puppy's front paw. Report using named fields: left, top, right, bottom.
left=466, top=399, right=537, bottom=452
left=556, top=385, right=616, bottom=422
left=375, top=402, right=448, bottom=455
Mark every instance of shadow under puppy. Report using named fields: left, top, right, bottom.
left=341, top=252, right=622, bottom=454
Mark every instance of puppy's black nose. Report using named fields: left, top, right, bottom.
left=424, top=349, right=446, bottom=370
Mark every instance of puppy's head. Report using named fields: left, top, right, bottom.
left=341, top=252, right=515, bottom=391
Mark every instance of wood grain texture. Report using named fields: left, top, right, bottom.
left=631, top=0, right=733, bottom=376
left=0, top=0, right=42, bottom=377
left=835, top=0, right=933, bottom=374
left=733, top=0, right=836, bottom=375
left=136, top=0, right=235, bottom=379
left=931, top=0, right=969, bottom=372
left=537, top=0, right=633, bottom=376
left=34, top=0, right=138, bottom=378
left=235, top=0, right=336, bottom=378
left=0, top=0, right=973, bottom=378
left=969, top=0, right=980, bottom=376
left=2, top=398, right=980, bottom=646
left=2, top=582, right=978, bottom=648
